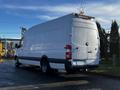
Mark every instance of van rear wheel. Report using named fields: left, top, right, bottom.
left=41, top=59, right=51, bottom=73
left=65, top=62, right=74, bottom=74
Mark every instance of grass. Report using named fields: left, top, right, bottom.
left=0, top=59, right=4, bottom=63
left=91, top=59, right=120, bottom=76
left=0, top=58, right=13, bottom=63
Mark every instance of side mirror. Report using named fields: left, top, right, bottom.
left=15, top=44, right=21, bottom=49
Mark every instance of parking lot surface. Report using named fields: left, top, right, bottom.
left=0, top=60, right=120, bottom=90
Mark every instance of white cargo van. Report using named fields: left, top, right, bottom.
left=15, top=13, right=100, bottom=73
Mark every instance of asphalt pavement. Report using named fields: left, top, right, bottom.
left=0, top=60, right=120, bottom=90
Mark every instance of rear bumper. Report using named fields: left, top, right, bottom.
left=72, top=65, right=99, bottom=69
left=65, top=61, right=99, bottom=70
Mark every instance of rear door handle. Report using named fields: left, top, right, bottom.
left=85, top=42, right=88, bottom=46
left=88, top=51, right=92, bottom=53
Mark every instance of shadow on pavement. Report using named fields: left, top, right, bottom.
left=0, top=60, right=92, bottom=89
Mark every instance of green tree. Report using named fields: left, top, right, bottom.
left=96, top=21, right=108, bottom=59
left=110, top=20, right=119, bottom=65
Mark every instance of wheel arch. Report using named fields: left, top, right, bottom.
left=41, top=55, right=48, bottom=61
left=40, top=55, right=49, bottom=65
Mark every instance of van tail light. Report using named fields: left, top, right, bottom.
left=65, top=44, right=72, bottom=60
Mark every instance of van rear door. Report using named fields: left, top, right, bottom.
left=72, top=27, right=87, bottom=60
left=71, top=18, right=99, bottom=61
left=87, top=29, right=99, bottom=60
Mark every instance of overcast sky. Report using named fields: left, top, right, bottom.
left=0, top=0, right=120, bottom=38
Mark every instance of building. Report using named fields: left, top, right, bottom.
left=0, top=38, right=20, bottom=57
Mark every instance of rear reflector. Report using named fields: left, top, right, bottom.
left=65, top=45, right=72, bottom=50
left=65, top=44, right=72, bottom=60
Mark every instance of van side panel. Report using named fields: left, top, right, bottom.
left=18, top=14, right=73, bottom=60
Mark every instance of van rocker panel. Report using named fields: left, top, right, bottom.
left=16, top=56, right=99, bottom=69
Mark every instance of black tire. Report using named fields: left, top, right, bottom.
left=15, top=62, right=20, bottom=68
left=41, top=58, right=51, bottom=73
left=65, top=62, right=74, bottom=74
left=15, top=56, right=21, bottom=68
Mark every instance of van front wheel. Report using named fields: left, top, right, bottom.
left=15, top=57, right=21, bottom=68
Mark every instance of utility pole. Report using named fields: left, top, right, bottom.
left=20, top=27, right=27, bottom=46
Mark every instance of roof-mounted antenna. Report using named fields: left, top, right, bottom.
left=75, top=0, right=95, bottom=20
left=79, top=8, right=84, bottom=15
left=79, top=0, right=85, bottom=15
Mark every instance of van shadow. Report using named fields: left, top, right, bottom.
left=13, top=65, right=93, bottom=88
